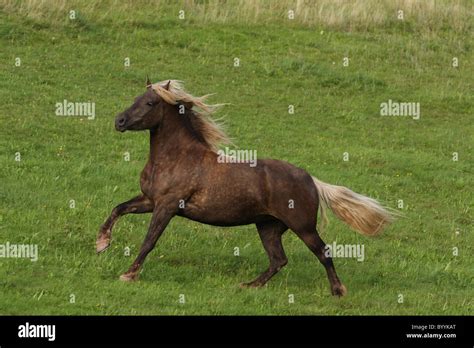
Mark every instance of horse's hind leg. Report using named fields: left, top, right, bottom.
left=240, top=220, right=288, bottom=288
left=96, top=194, right=153, bottom=253
left=293, top=228, right=347, bottom=297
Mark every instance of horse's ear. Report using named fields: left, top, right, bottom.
left=164, top=80, right=171, bottom=91
left=146, top=75, right=152, bottom=87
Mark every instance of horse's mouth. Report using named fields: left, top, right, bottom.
left=115, top=123, right=127, bottom=132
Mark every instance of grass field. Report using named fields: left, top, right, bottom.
left=0, top=0, right=472, bottom=315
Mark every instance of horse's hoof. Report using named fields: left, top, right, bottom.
left=96, top=236, right=111, bottom=254
left=331, top=284, right=347, bottom=297
left=119, top=272, right=138, bottom=282
left=239, top=281, right=263, bottom=289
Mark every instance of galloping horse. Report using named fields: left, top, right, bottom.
left=97, top=79, right=393, bottom=296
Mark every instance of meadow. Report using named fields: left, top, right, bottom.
left=0, top=0, right=472, bottom=315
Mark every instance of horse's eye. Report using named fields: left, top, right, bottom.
left=147, top=102, right=154, bottom=106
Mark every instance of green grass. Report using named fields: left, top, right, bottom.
left=0, top=3, right=472, bottom=315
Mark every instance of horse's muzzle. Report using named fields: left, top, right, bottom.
left=115, top=114, right=127, bottom=132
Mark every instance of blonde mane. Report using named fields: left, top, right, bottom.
left=150, top=80, right=230, bottom=152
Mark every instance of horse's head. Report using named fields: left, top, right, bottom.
left=115, top=77, right=171, bottom=132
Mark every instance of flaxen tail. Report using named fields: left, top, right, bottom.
left=312, top=176, right=394, bottom=236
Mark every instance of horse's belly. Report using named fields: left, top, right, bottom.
left=180, top=212, right=255, bottom=227
left=179, top=193, right=264, bottom=227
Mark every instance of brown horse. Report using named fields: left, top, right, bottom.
left=96, top=78, right=394, bottom=296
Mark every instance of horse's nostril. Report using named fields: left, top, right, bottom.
left=118, top=117, right=126, bottom=126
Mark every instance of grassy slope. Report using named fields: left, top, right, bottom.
left=0, top=7, right=472, bottom=315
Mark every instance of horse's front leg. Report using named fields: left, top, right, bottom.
left=119, top=204, right=174, bottom=282
left=96, top=194, right=153, bottom=253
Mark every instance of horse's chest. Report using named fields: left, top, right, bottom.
left=140, top=163, right=156, bottom=197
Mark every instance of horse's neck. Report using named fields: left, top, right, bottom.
left=148, top=112, right=205, bottom=164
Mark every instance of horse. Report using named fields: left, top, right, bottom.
left=96, top=78, right=394, bottom=296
